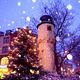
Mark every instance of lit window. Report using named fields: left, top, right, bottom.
left=47, top=25, right=52, bottom=31
left=2, top=46, right=8, bottom=53
left=3, top=37, right=10, bottom=43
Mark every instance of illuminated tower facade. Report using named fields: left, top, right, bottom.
left=37, top=15, right=56, bottom=72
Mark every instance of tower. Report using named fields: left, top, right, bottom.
left=37, top=15, right=56, bottom=72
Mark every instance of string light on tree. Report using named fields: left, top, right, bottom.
left=4, top=27, right=40, bottom=80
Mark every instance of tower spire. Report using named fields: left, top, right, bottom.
left=37, top=15, right=54, bottom=28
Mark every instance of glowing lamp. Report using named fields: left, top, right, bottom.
left=1, top=57, right=9, bottom=65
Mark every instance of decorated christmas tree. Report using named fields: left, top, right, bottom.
left=4, top=27, right=41, bottom=80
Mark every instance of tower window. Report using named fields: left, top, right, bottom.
left=47, top=25, right=52, bottom=31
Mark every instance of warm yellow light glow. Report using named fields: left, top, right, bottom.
left=11, top=71, right=16, bottom=74
left=67, top=68, right=70, bottom=70
left=0, top=73, right=5, bottom=79
left=34, top=49, right=36, bottom=51
left=13, top=64, right=17, bottom=68
left=61, top=67, right=63, bottom=71
left=1, top=57, right=9, bottom=65
left=0, top=67, right=10, bottom=75
left=30, top=69, right=34, bottom=74
left=33, top=37, right=36, bottom=40
left=34, top=52, right=37, bottom=54
left=70, top=69, right=74, bottom=73
left=36, top=70, right=39, bottom=74
left=34, top=43, right=37, bottom=46
left=8, top=47, right=11, bottom=50
left=29, top=30, right=32, bottom=34
left=27, top=35, right=30, bottom=37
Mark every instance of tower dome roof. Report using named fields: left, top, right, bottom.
left=40, top=15, right=52, bottom=22
left=37, top=15, right=54, bottom=28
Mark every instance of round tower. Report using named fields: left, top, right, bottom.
left=37, top=15, right=56, bottom=72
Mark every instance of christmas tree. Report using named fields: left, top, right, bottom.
left=4, top=27, right=40, bottom=80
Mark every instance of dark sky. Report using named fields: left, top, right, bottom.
left=0, top=0, right=80, bottom=32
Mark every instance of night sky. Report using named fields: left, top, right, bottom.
left=0, top=0, right=80, bottom=32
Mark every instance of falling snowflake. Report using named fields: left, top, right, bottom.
left=16, top=28, right=19, bottom=31
left=32, top=7, right=34, bottom=9
left=11, top=21, right=15, bottom=24
left=70, top=12, right=72, bottom=15
left=32, top=0, right=36, bottom=3
left=23, top=27, right=26, bottom=29
left=67, top=4, right=72, bottom=10
left=69, top=20, right=71, bottom=23
left=26, top=16, right=30, bottom=22
left=8, top=23, right=11, bottom=26
left=67, top=54, right=73, bottom=60
left=17, top=2, right=21, bottom=6
left=68, top=33, right=70, bottom=37
left=0, top=26, right=1, bottom=28
left=78, top=0, right=80, bottom=3
left=56, top=36, right=60, bottom=41
left=22, top=10, right=26, bottom=14
left=56, top=12, right=58, bottom=14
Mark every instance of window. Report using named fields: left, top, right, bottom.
left=41, top=49, right=44, bottom=52
left=47, top=25, right=52, bottom=31
left=3, top=37, right=10, bottom=43
left=2, top=46, right=8, bottom=53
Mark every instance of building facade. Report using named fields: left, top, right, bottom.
left=0, top=32, right=11, bottom=60
left=0, top=30, right=15, bottom=62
